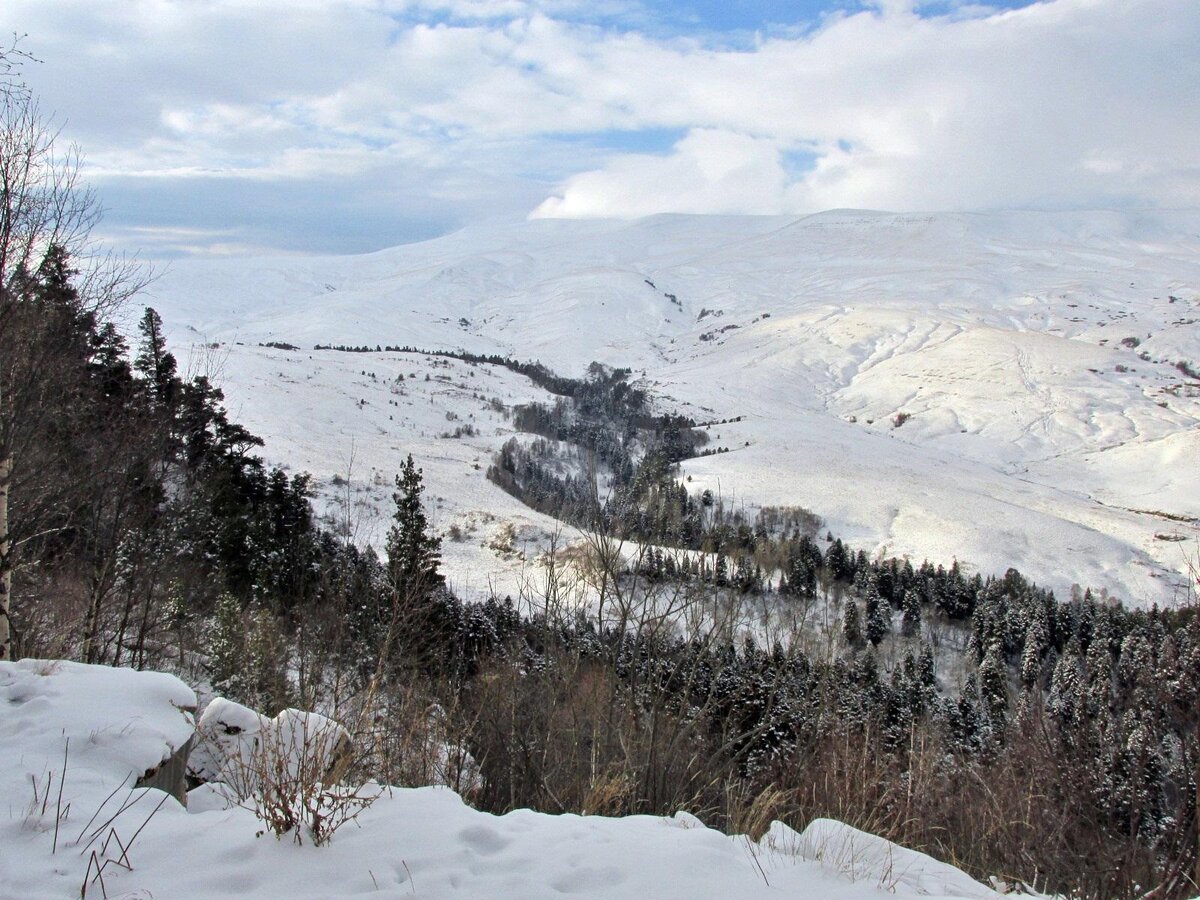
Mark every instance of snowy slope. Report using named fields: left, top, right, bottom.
left=0, top=660, right=1003, bottom=899
left=144, top=209, right=1200, bottom=607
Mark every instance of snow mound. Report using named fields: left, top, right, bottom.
left=765, top=818, right=1000, bottom=898
left=1, top=660, right=1003, bottom=899
left=189, top=697, right=351, bottom=794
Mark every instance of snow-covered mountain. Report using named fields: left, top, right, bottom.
left=146, top=209, right=1200, bottom=608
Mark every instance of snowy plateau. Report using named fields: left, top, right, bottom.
left=145, top=209, right=1200, bottom=610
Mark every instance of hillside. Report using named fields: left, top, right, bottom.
left=145, top=209, right=1200, bottom=607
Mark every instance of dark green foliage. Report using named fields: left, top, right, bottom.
left=386, top=454, right=443, bottom=599
left=864, top=587, right=889, bottom=646
left=134, top=307, right=177, bottom=407
left=12, top=271, right=1198, bottom=897
left=901, top=588, right=922, bottom=637
left=842, top=598, right=863, bottom=649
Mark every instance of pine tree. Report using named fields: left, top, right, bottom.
left=1048, top=645, right=1082, bottom=724
left=386, top=454, right=443, bottom=599
left=842, top=598, right=863, bottom=650
left=865, top=589, right=889, bottom=646
left=917, top=643, right=936, bottom=691
left=208, top=592, right=247, bottom=701
left=713, top=552, right=728, bottom=587
left=1020, top=630, right=1044, bottom=690
left=134, top=307, right=178, bottom=407
left=952, top=673, right=986, bottom=752
left=979, top=641, right=1009, bottom=727
left=901, top=588, right=922, bottom=638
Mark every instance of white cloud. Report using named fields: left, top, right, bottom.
left=2, top=0, right=1197, bottom=252
left=530, top=0, right=1200, bottom=216
left=532, top=129, right=790, bottom=217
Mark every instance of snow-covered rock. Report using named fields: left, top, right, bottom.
left=190, top=696, right=351, bottom=796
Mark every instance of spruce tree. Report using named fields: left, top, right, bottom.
left=901, top=588, right=921, bottom=638
left=386, top=454, right=443, bottom=599
left=1020, top=631, right=1043, bottom=690
left=865, top=589, right=889, bottom=646
left=134, top=307, right=178, bottom=407
left=979, top=641, right=1009, bottom=727
left=842, top=598, right=863, bottom=650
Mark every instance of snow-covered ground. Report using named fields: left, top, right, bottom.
left=145, top=209, right=1200, bottom=607
left=0, top=659, right=1004, bottom=899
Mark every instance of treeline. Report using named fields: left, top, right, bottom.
left=206, top=522, right=1198, bottom=900
left=473, top=346, right=1200, bottom=896
left=312, top=343, right=596, bottom=397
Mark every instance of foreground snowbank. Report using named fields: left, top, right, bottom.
left=1, top=660, right=1001, bottom=899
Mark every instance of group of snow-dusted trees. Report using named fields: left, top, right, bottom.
left=0, top=81, right=163, bottom=667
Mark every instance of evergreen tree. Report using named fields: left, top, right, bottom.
left=1048, top=645, right=1083, bottom=724
left=952, top=673, right=986, bottom=752
left=901, top=587, right=921, bottom=638
left=1020, top=630, right=1044, bottom=690
left=979, top=641, right=1009, bottom=727
left=208, top=592, right=247, bottom=700
left=842, top=598, right=863, bottom=650
left=917, top=643, right=936, bottom=692
left=713, top=552, right=728, bottom=587
left=386, top=454, right=443, bottom=599
left=865, top=588, right=889, bottom=646
left=134, top=307, right=178, bottom=407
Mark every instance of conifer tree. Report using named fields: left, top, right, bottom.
left=842, top=598, right=863, bottom=650
left=1048, top=645, right=1082, bottom=724
left=979, top=641, right=1009, bottom=727
left=865, top=589, right=889, bottom=646
left=901, top=587, right=921, bottom=638
left=386, top=454, right=442, bottom=599
left=1020, top=631, right=1043, bottom=690
left=208, top=592, right=247, bottom=700
left=134, top=307, right=178, bottom=407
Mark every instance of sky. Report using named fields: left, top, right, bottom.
left=1, top=0, right=1197, bottom=257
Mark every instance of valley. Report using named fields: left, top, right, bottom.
left=147, top=209, right=1200, bottom=608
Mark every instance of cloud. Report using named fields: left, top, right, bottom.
left=532, top=129, right=791, bottom=217
left=2, top=0, right=1197, bottom=253
left=532, top=0, right=1200, bottom=217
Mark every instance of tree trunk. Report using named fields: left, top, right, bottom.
left=0, top=453, right=11, bottom=661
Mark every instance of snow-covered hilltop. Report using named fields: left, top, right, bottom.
left=147, top=209, right=1200, bottom=607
